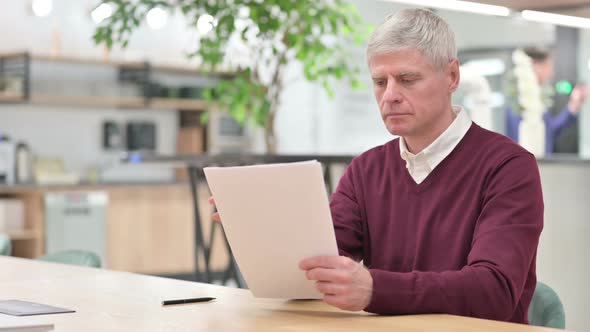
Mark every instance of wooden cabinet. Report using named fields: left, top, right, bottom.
left=0, top=183, right=228, bottom=276
left=105, top=184, right=195, bottom=274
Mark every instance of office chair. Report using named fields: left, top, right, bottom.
left=528, top=281, right=566, bottom=329
left=0, top=233, right=11, bottom=256
left=37, top=250, right=102, bottom=268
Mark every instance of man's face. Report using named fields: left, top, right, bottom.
left=532, top=57, right=554, bottom=86
left=368, top=49, right=460, bottom=139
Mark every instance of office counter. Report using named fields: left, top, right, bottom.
left=0, top=182, right=223, bottom=277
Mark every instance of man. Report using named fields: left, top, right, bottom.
left=213, top=8, right=543, bottom=324
left=505, top=47, right=588, bottom=154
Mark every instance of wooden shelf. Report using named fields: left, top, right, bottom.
left=151, top=63, right=235, bottom=78
left=0, top=94, right=26, bottom=103
left=31, top=54, right=146, bottom=69
left=149, top=97, right=207, bottom=111
left=0, top=94, right=210, bottom=111
left=0, top=52, right=233, bottom=77
left=0, top=51, right=28, bottom=60
left=31, top=95, right=146, bottom=109
left=0, top=52, right=227, bottom=111
left=6, top=229, right=38, bottom=241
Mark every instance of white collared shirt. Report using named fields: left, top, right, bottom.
left=399, top=106, right=472, bottom=184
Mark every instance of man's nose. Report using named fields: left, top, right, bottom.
left=382, top=80, right=403, bottom=103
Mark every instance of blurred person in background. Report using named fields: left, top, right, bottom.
left=505, top=47, right=588, bottom=154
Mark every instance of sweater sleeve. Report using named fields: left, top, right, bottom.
left=330, top=161, right=364, bottom=261
left=544, top=106, right=577, bottom=137
left=505, top=106, right=521, bottom=142
left=364, top=153, right=544, bottom=321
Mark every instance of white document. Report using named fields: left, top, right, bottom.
left=0, top=324, right=53, bottom=332
left=204, top=160, right=339, bottom=299
left=0, top=314, right=53, bottom=332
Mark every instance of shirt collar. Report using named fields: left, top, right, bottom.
left=399, top=106, right=472, bottom=171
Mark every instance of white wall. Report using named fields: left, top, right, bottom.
left=578, top=29, right=590, bottom=158
left=538, top=163, right=590, bottom=332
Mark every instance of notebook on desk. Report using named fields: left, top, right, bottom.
left=0, top=300, right=74, bottom=316
left=0, top=324, right=53, bottom=332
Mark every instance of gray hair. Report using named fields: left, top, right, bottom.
left=367, top=8, right=457, bottom=70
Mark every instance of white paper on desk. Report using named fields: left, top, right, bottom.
left=0, top=314, right=54, bottom=331
left=204, top=160, right=339, bottom=299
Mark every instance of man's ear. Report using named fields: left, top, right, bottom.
left=448, top=59, right=460, bottom=93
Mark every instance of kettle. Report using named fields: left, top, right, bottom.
left=15, top=142, right=32, bottom=184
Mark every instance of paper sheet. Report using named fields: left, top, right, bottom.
left=204, top=160, right=339, bottom=299
left=0, top=313, right=54, bottom=331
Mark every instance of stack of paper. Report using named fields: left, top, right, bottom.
left=0, top=314, right=53, bottom=332
left=204, top=160, right=339, bottom=299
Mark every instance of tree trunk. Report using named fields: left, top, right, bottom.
left=264, top=111, right=277, bottom=154
left=265, top=50, right=285, bottom=155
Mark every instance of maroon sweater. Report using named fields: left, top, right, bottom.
left=330, top=123, right=543, bottom=323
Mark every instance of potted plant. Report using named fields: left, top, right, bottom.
left=94, top=0, right=369, bottom=153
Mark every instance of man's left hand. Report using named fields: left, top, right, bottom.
left=299, top=256, right=373, bottom=311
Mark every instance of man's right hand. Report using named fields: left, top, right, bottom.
left=208, top=197, right=221, bottom=222
left=568, top=84, right=589, bottom=114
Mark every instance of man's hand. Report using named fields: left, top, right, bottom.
left=299, top=256, right=373, bottom=311
left=208, top=197, right=221, bottom=222
left=568, top=84, right=589, bottom=114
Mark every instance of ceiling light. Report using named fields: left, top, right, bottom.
left=146, top=7, right=168, bottom=30
left=490, top=92, right=505, bottom=108
left=91, top=3, right=113, bottom=24
left=380, top=0, right=510, bottom=17
left=521, top=10, right=590, bottom=29
left=463, top=58, right=506, bottom=77
left=31, top=0, right=53, bottom=17
left=197, top=14, right=215, bottom=35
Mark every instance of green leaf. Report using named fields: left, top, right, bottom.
left=322, top=80, right=334, bottom=98
left=341, top=25, right=352, bottom=35
left=351, top=79, right=365, bottom=90
left=200, top=112, right=210, bottom=124
left=91, top=0, right=369, bottom=141
left=232, top=103, right=247, bottom=124
left=202, top=88, right=214, bottom=101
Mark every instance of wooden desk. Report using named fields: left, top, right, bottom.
left=0, top=257, right=562, bottom=332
